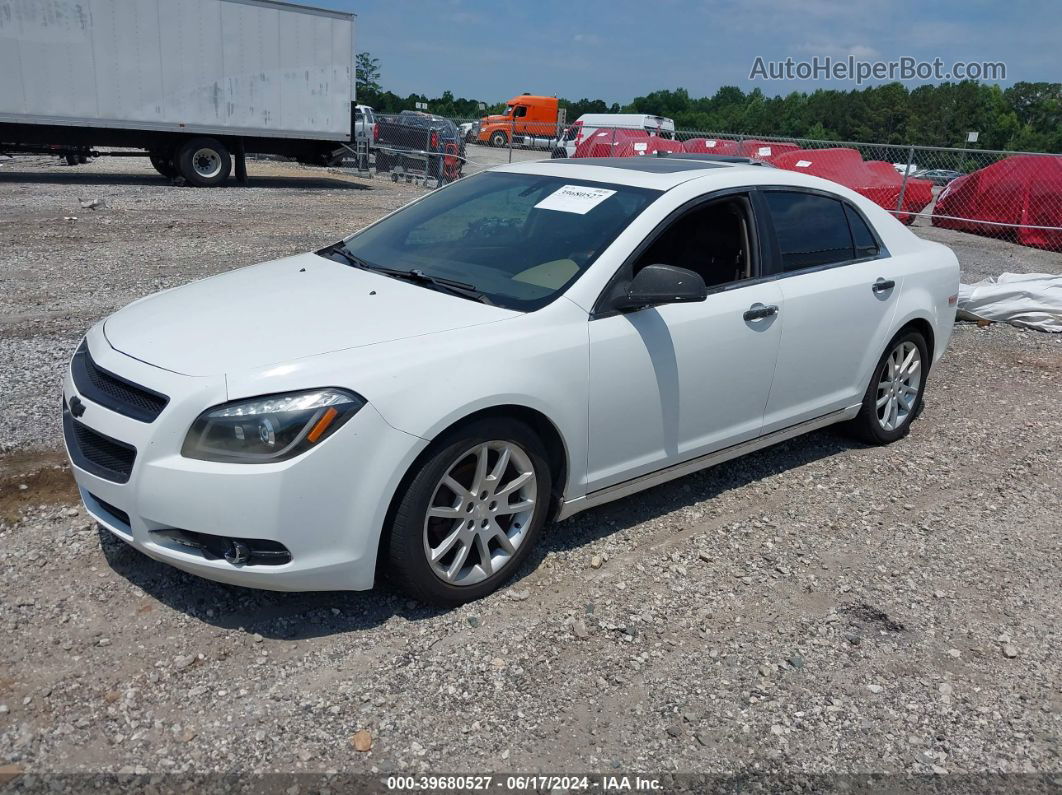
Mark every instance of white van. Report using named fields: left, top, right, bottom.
left=553, top=114, right=676, bottom=158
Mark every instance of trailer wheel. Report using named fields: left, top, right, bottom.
left=176, top=137, right=231, bottom=187
left=149, top=153, right=179, bottom=179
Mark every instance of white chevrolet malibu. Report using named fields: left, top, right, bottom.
left=63, top=156, right=960, bottom=605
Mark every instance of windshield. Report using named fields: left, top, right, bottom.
left=339, top=172, right=658, bottom=311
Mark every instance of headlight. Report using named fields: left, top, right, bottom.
left=181, top=388, right=365, bottom=463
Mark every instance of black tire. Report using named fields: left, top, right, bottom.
left=175, top=137, right=231, bottom=187
left=386, top=418, right=552, bottom=606
left=65, top=153, right=78, bottom=166
left=489, top=130, right=508, bottom=148
left=551, top=147, right=567, bottom=159
left=149, top=153, right=178, bottom=179
left=846, top=328, right=929, bottom=445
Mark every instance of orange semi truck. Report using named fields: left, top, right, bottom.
left=476, top=95, right=559, bottom=147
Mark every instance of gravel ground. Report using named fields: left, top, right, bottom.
left=1, top=155, right=1060, bottom=782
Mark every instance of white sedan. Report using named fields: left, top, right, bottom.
left=62, top=156, right=960, bottom=605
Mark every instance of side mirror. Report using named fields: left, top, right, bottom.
left=612, top=264, right=707, bottom=312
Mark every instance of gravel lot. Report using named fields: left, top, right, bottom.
left=1, top=155, right=1060, bottom=782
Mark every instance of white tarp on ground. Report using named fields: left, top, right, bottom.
left=957, top=272, right=1062, bottom=333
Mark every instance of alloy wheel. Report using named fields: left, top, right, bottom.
left=422, top=441, right=537, bottom=586
left=876, top=340, right=922, bottom=431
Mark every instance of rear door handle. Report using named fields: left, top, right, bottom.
left=872, top=279, right=896, bottom=293
left=743, top=304, right=779, bottom=321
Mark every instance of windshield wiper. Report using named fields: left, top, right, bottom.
left=317, top=243, right=491, bottom=305
left=317, top=242, right=373, bottom=270
left=391, top=268, right=493, bottom=304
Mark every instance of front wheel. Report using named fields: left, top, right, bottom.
left=846, top=329, right=928, bottom=444
left=489, top=130, right=508, bottom=148
left=387, top=419, right=551, bottom=606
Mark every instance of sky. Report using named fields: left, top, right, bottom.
left=295, top=0, right=1057, bottom=104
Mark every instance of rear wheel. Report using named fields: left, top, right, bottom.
left=176, top=137, right=231, bottom=187
left=387, top=418, right=551, bottom=606
left=551, top=147, right=567, bottom=159
left=149, top=152, right=178, bottom=179
left=847, top=329, right=928, bottom=444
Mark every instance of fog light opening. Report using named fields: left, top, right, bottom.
left=150, top=529, right=292, bottom=566
left=224, top=540, right=251, bottom=565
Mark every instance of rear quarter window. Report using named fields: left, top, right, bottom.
left=845, top=203, right=880, bottom=259
left=764, top=191, right=854, bottom=271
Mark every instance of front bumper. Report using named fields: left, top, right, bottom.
left=62, top=328, right=426, bottom=592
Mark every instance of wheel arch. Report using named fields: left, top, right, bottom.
left=893, top=314, right=936, bottom=364
left=375, top=403, right=571, bottom=576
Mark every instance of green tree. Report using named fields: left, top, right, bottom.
left=355, top=51, right=381, bottom=102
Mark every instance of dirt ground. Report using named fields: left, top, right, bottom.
left=0, top=155, right=1060, bottom=783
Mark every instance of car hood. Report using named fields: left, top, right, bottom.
left=103, top=253, right=518, bottom=377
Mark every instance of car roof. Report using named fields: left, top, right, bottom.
left=494, top=157, right=762, bottom=190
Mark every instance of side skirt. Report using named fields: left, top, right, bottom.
left=555, top=404, right=861, bottom=521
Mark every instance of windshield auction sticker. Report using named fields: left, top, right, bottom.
left=535, top=185, right=617, bottom=214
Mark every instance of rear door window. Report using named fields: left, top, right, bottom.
left=763, top=191, right=854, bottom=271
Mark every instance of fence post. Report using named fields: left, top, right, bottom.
left=425, top=122, right=433, bottom=185
left=508, top=118, right=513, bottom=164
left=895, top=145, right=915, bottom=217
left=611, top=126, right=616, bottom=153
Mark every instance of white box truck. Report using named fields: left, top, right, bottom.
left=0, top=0, right=357, bottom=185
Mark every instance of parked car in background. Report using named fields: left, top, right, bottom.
left=553, top=114, right=676, bottom=158
left=914, top=168, right=964, bottom=186
left=375, top=111, right=464, bottom=184
left=350, top=104, right=375, bottom=169
left=477, top=95, right=559, bottom=148
left=458, top=121, right=478, bottom=143
left=354, top=105, right=375, bottom=142
left=63, top=157, right=959, bottom=605
left=893, top=162, right=920, bottom=175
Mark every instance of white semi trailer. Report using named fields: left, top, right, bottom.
left=0, top=0, right=357, bottom=186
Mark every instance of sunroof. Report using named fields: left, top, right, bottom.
left=546, top=157, right=728, bottom=173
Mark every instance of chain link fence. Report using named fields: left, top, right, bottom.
left=356, top=115, right=1062, bottom=251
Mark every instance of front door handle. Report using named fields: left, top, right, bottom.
left=743, top=304, right=779, bottom=321
left=872, top=279, right=896, bottom=294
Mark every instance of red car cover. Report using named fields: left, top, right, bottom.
left=932, top=155, right=1062, bottom=250
left=573, top=128, right=650, bottom=158
left=737, top=140, right=801, bottom=162
left=682, top=137, right=743, bottom=156
left=681, top=138, right=799, bottom=162
left=773, top=148, right=933, bottom=224
left=613, top=137, right=684, bottom=157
